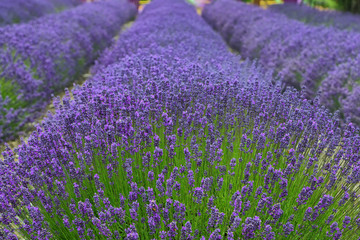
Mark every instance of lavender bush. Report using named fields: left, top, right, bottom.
left=319, top=55, right=360, bottom=124
left=202, top=0, right=360, bottom=124
left=0, top=0, right=136, bottom=142
left=270, top=3, right=360, bottom=32
left=0, top=0, right=81, bottom=26
left=1, top=0, right=359, bottom=239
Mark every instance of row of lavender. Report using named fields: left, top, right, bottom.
left=270, top=3, right=360, bottom=32
left=0, top=0, right=136, bottom=142
left=202, top=0, right=360, bottom=125
left=0, top=0, right=81, bottom=26
left=1, top=0, right=359, bottom=239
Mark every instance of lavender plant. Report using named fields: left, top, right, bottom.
left=270, top=3, right=360, bottom=32
left=202, top=0, right=360, bottom=124
left=0, top=0, right=136, bottom=142
left=319, top=55, right=360, bottom=124
left=0, top=0, right=359, bottom=239
left=0, top=0, right=81, bottom=26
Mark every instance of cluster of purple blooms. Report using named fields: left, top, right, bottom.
left=0, top=0, right=136, bottom=141
left=0, top=0, right=81, bottom=26
left=270, top=3, right=360, bottom=32
left=202, top=0, right=360, bottom=124
left=0, top=0, right=360, bottom=239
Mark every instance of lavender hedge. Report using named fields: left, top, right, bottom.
left=269, top=3, right=360, bottom=32
left=202, top=0, right=360, bottom=124
left=0, top=0, right=136, bottom=142
left=0, top=0, right=82, bottom=26
left=1, top=0, right=360, bottom=239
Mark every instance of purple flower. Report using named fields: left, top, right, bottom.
left=315, top=195, right=334, bottom=213
left=193, top=187, right=204, bottom=204
left=173, top=200, right=186, bottom=223
left=201, top=177, right=213, bottom=192
left=343, top=216, right=351, bottom=228
left=73, top=182, right=81, bottom=198
left=129, top=202, right=139, bottom=221
left=338, top=192, right=349, bottom=206
left=241, top=185, right=249, bottom=198
left=160, top=231, right=167, bottom=239
left=63, top=215, right=71, bottom=229
left=156, top=173, right=165, bottom=196
left=234, top=196, right=242, bottom=213
left=303, top=207, right=313, bottom=222
left=209, top=228, right=222, bottom=240
left=187, top=170, right=195, bottom=187
left=180, top=221, right=193, bottom=240
left=330, top=222, right=339, bottom=233
left=254, top=186, right=263, bottom=199
left=269, top=203, right=283, bottom=221
left=165, top=198, right=173, bottom=209
left=230, top=216, right=241, bottom=231
left=208, top=196, right=215, bottom=212
left=168, top=221, right=178, bottom=238
left=125, top=224, right=139, bottom=240
left=207, top=206, right=225, bottom=230
left=88, top=228, right=95, bottom=238
left=230, top=158, right=237, bottom=168
left=264, top=225, right=275, bottom=240
left=283, top=222, right=294, bottom=237
left=242, top=216, right=261, bottom=239
left=154, top=135, right=160, bottom=147
left=356, top=218, right=360, bottom=227
left=148, top=171, right=154, bottom=181
left=297, top=186, right=313, bottom=205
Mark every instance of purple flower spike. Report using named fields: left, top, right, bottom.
left=168, top=221, right=178, bottom=239
left=125, top=224, right=139, bottom=240
left=193, top=187, right=204, bottom=204
left=242, top=216, right=262, bottom=239
left=209, top=228, right=222, bottom=240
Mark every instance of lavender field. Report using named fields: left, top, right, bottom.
left=0, top=0, right=136, bottom=141
left=0, top=0, right=82, bottom=26
left=0, top=0, right=359, bottom=239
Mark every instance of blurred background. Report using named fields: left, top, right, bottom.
left=239, top=0, right=359, bottom=13
left=137, top=0, right=360, bottom=14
